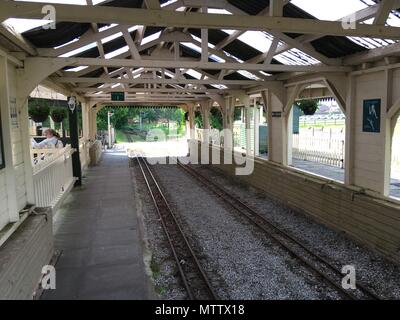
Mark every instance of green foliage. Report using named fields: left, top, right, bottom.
left=210, top=107, right=223, bottom=130
left=234, top=107, right=242, bottom=121
left=295, top=99, right=319, bottom=115
left=97, top=107, right=186, bottom=136
left=50, top=108, right=67, bottom=123
left=194, top=111, right=203, bottom=128
left=28, top=104, right=50, bottom=122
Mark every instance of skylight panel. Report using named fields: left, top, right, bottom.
left=54, top=38, right=79, bottom=49
left=161, top=0, right=178, bottom=7
left=4, top=19, right=52, bottom=33
left=60, top=43, right=97, bottom=57
left=186, top=69, right=202, bottom=80
left=291, top=0, right=400, bottom=49
left=222, top=29, right=236, bottom=35
left=208, top=9, right=232, bottom=15
left=141, top=31, right=162, bottom=46
left=387, top=12, right=400, bottom=27
left=191, top=35, right=216, bottom=49
left=211, top=84, right=228, bottom=89
left=237, top=31, right=273, bottom=53
left=181, top=42, right=202, bottom=53
left=101, top=32, right=123, bottom=44
left=105, top=46, right=129, bottom=59
left=290, top=0, right=367, bottom=21
left=93, top=0, right=110, bottom=4
left=210, top=55, right=225, bottom=63
left=15, top=0, right=86, bottom=4
left=237, top=71, right=261, bottom=81
left=98, top=24, right=118, bottom=32
left=274, top=48, right=320, bottom=66
left=65, top=66, right=88, bottom=72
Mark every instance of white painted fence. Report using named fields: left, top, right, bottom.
left=79, top=138, right=90, bottom=171
left=32, top=145, right=75, bottom=208
left=195, top=128, right=222, bottom=146
left=292, top=128, right=345, bottom=168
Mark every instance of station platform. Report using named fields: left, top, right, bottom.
left=41, top=150, right=152, bottom=300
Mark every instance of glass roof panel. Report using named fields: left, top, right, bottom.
left=291, top=0, right=367, bottom=21
left=292, top=0, right=400, bottom=49
left=237, top=31, right=273, bottom=53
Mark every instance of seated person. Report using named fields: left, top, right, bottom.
left=31, top=129, right=63, bottom=149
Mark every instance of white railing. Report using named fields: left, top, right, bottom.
left=195, top=128, right=222, bottom=146
left=195, top=128, right=203, bottom=141
left=79, top=138, right=90, bottom=171
left=292, top=129, right=345, bottom=168
left=32, top=145, right=75, bottom=208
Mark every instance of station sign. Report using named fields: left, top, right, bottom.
left=271, top=111, right=282, bottom=118
left=111, top=92, right=125, bottom=102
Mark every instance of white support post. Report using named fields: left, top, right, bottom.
left=188, top=105, right=195, bottom=140
left=82, top=102, right=90, bottom=141
left=0, top=56, right=19, bottom=222
left=261, top=90, right=272, bottom=160
left=19, top=99, right=35, bottom=205
left=254, top=99, right=260, bottom=157
left=286, top=106, right=293, bottom=166
left=344, top=76, right=355, bottom=186
left=244, top=97, right=251, bottom=156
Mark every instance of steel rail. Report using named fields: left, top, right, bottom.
left=177, top=161, right=381, bottom=300
left=135, top=156, right=218, bottom=300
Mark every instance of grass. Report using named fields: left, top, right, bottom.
left=115, top=130, right=128, bottom=143
left=150, top=257, right=161, bottom=278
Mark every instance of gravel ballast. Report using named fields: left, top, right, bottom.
left=132, top=159, right=400, bottom=299
left=194, top=164, right=400, bottom=299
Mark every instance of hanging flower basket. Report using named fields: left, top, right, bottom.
left=295, top=99, right=319, bottom=116
left=50, top=108, right=67, bottom=123
left=28, top=105, right=50, bottom=123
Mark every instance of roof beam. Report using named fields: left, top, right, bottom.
left=374, top=0, right=395, bottom=25
left=344, top=41, right=400, bottom=65
left=53, top=76, right=268, bottom=86
left=40, top=57, right=353, bottom=72
left=214, top=30, right=245, bottom=50
left=144, top=0, right=161, bottom=9
left=272, top=2, right=400, bottom=59
left=74, top=87, right=224, bottom=93
left=2, top=2, right=400, bottom=39
left=122, top=29, right=141, bottom=60
left=0, top=22, right=36, bottom=55
left=263, top=37, right=279, bottom=65
left=85, top=93, right=207, bottom=98
left=269, top=0, right=283, bottom=17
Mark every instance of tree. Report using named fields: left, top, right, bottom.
left=97, top=107, right=130, bottom=130
left=210, top=107, right=223, bottom=130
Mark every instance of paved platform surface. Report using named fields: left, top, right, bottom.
left=42, top=150, right=151, bottom=300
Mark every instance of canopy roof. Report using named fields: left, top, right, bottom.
left=1, top=0, right=399, bottom=105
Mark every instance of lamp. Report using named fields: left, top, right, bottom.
left=67, top=96, right=77, bottom=113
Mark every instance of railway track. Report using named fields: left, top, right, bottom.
left=134, top=156, right=218, bottom=300
left=176, top=161, right=381, bottom=300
